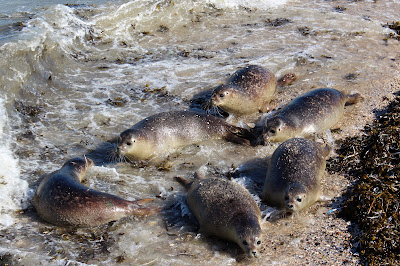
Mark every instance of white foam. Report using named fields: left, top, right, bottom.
left=205, top=0, right=288, bottom=9
left=0, top=98, right=28, bottom=230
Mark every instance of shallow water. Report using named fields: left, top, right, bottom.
left=0, top=0, right=400, bottom=265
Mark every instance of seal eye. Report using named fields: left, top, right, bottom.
left=284, top=196, right=289, bottom=200
left=219, top=93, right=224, bottom=98
left=297, top=198, right=302, bottom=202
left=269, top=129, right=276, bottom=134
left=257, top=240, right=261, bottom=245
left=243, top=240, right=248, bottom=246
left=126, top=141, right=132, bottom=146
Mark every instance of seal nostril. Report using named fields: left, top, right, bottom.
left=288, top=204, right=294, bottom=209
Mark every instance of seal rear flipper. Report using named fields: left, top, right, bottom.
left=277, top=73, right=297, bottom=87
left=135, top=198, right=155, bottom=205
left=344, top=93, right=362, bottom=106
left=175, top=176, right=192, bottom=190
left=224, top=125, right=256, bottom=146
left=224, top=133, right=251, bottom=145
left=129, top=201, right=160, bottom=216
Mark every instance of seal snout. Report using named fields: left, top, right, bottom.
left=249, top=247, right=260, bottom=258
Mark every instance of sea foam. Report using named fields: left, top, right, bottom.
left=205, top=0, right=288, bottom=9
left=0, top=98, right=28, bottom=229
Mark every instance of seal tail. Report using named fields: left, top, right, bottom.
left=277, top=73, right=297, bottom=86
left=345, top=93, right=362, bottom=106
left=128, top=198, right=160, bottom=216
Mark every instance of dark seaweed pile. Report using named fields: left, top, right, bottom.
left=327, top=92, right=400, bottom=265
left=383, top=21, right=400, bottom=41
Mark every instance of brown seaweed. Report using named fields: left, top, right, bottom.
left=327, top=91, right=400, bottom=265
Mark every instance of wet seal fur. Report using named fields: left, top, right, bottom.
left=176, top=174, right=263, bottom=258
left=211, top=65, right=296, bottom=117
left=262, top=138, right=331, bottom=214
left=261, top=88, right=361, bottom=143
left=32, top=157, right=159, bottom=227
left=118, top=110, right=251, bottom=161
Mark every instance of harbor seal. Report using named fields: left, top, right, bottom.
left=211, top=65, right=296, bottom=117
left=262, top=138, right=330, bottom=214
left=117, top=110, right=251, bottom=161
left=261, top=88, right=361, bottom=143
left=32, top=157, right=159, bottom=227
left=176, top=174, right=262, bottom=258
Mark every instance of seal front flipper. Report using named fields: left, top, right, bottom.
left=318, top=195, right=332, bottom=202
left=264, top=209, right=292, bottom=222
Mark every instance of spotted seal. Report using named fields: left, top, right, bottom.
left=176, top=174, right=263, bottom=258
left=211, top=65, right=296, bottom=117
left=261, top=88, right=361, bottom=143
left=32, top=157, right=159, bottom=227
left=117, top=110, right=251, bottom=161
left=262, top=138, right=330, bottom=214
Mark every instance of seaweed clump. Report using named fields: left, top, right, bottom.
left=383, top=21, right=400, bottom=41
left=327, top=92, right=400, bottom=265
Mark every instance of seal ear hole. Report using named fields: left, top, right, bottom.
left=243, top=240, right=248, bottom=246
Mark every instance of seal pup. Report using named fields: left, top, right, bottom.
left=261, top=88, right=361, bottom=143
left=176, top=174, right=262, bottom=258
left=33, top=157, right=159, bottom=227
left=262, top=138, right=331, bottom=214
left=117, top=110, right=251, bottom=161
left=211, top=65, right=296, bottom=117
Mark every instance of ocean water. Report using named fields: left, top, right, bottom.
left=0, top=0, right=399, bottom=265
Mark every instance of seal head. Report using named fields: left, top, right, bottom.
left=284, top=182, right=308, bottom=213
left=233, top=214, right=263, bottom=257
left=263, top=116, right=297, bottom=143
